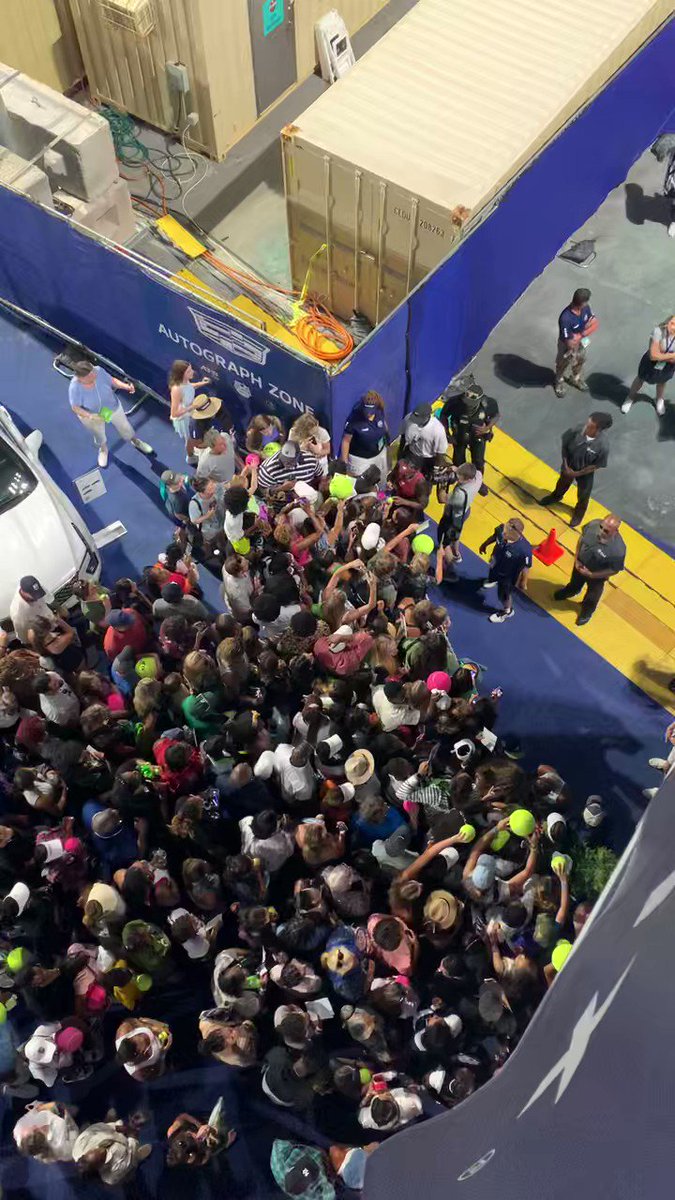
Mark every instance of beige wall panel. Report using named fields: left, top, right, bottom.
left=1, top=0, right=83, bottom=93
left=195, top=0, right=257, bottom=159
left=294, top=0, right=389, bottom=80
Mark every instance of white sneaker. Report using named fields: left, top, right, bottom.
left=642, top=787, right=658, bottom=800
left=98, top=446, right=109, bottom=468
left=656, top=396, right=666, bottom=417
left=482, top=580, right=498, bottom=589
left=131, top=437, right=153, bottom=454
left=648, top=757, right=668, bottom=770
left=620, top=398, right=633, bottom=415
left=668, top=221, right=675, bottom=238
left=489, top=609, right=514, bottom=624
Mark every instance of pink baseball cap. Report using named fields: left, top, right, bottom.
left=85, top=983, right=108, bottom=1013
left=427, top=671, right=452, bottom=693
left=55, top=1025, right=84, bottom=1054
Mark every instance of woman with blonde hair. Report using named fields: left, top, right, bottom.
left=168, top=360, right=211, bottom=462
left=621, top=315, right=675, bottom=416
left=245, top=413, right=285, bottom=455
left=290, top=412, right=331, bottom=473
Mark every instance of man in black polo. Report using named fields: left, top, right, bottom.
left=440, top=375, right=499, bottom=494
left=539, top=411, right=612, bottom=527
left=554, top=514, right=625, bottom=626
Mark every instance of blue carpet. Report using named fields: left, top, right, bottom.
left=0, top=306, right=669, bottom=1197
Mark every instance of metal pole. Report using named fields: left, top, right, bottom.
left=405, top=197, right=419, bottom=295
left=353, top=168, right=362, bottom=313
left=375, top=181, right=387, bottom=326
left=323, top=154, right=333, bottom=308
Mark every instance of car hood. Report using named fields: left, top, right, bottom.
left=0, top=484, right=80, bottom=613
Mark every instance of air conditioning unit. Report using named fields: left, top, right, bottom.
left=99, top=0, right=156, bottom=37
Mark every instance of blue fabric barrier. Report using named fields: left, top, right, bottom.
left=327, top=304, right=409, bottom=451
left=406, top=17, right=675, bottom=409
left=0, top=186, right=331, bottom=435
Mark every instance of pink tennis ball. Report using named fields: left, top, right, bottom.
left=427, top=671, right=452, bottom=693
left=245, top=453, right=261, bottom=467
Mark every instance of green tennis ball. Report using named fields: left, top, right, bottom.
left=552, top=852, right=572, bottom=874
left=412, top=534, right=435, bottom=556
left=99, top=406, right=114, bottom=423
left=329, top=473, right=355, bottom=500
left=135, top=973, right=153, bottom=993
left=232, top=537, right=251, bottom=555
left=460, top=823, right=476, bottom=842
left=6, top=948, right=26, bottom=974
left=509, top=809, right=535, bottom=838
left=0, top=1003, right=7, bottom=1023
left=491, top=829, right=510, bottom=852
left=359, top=1068, right=373, bottom=1085
left=247, top=496, right=260, bottom=515
left=135, top=656, right=158, bottom=680
left=262, top=441, right=281, bottom=458
left=551, top=939, right=572, bottom=972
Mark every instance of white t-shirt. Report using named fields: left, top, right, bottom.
left=224, top=510, right=245, bottom=543
left=273, top=743, right=316, bottom=803
left=14, top=1106, right=80, bottom=1161
left=403, top=415, right=448, bottom=458
left=221, top=572, right=253, bottom=617
left=256, top=604, right=302, bottom=640
left=9, top=592, right=53, bottom=644
left=38, top=675, right=80, bottom=725
left=372, top=686, right=421, bottom=732
left=239, top=815, right=296, bottom=873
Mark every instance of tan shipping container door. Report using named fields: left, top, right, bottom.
left=69, top=0, right=257, bottom=159
left=285, top=0, right=672, bottom=324
left=1, top=0, right=83, bottom=93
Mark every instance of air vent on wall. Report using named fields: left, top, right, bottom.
left=99, top=0, right=156, bottom=37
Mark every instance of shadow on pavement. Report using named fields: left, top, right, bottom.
left=585, top=371, right=630, bottom=407
left=493, top=353, right=555, bottom=389
left=624, top=182, right=671, bottom=227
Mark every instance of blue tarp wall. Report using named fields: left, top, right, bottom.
left=0, top=18, right=672, bottom=440
left=0, top=186, right=332, bottom=435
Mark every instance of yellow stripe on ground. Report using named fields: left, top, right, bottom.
left=428, top=428, right=675, bottom=715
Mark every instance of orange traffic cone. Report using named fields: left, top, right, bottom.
left=534, top=528, right=564, bottom=566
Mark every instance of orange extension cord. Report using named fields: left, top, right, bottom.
left=128, top=183, right=355, bottom=364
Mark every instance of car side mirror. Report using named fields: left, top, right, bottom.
left=24, top=430, right=43, bottom=458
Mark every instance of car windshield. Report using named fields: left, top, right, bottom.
left=0, top=439, right=37, bottom=515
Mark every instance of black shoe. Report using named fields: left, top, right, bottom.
left=576, top=611, right=592, bottom=626
left=478, top=483, right=488, bottom=496
left=553, top=588, right=573, bottom=601
left=569, top=513, right=583, bottom=528
left=539, top=494, right=556, bottom=506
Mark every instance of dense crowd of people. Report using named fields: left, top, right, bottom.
left=0, top=375, right=617, bottom=1197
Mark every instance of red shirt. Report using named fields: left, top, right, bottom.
left=153, top=737, right=203, bottom=796
left=314, top=632, right=373, bottom=677
left=103, top=610, right=148, bottom=661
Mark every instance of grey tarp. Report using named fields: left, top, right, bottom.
left=365, top=773, right=675, bottom=1199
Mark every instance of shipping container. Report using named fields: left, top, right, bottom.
left=67, top=0, right=393, bottom=161
left=283, top=0, right=672, bottom=326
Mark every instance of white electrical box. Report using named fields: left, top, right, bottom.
left=315, top=11, right=355, bottom=84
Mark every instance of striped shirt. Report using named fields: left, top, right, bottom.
left=390, top=773, right=453, bottom=812
left=257, top=450, right=321, bottom=491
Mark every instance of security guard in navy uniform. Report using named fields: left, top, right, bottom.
left=539, top=411, right=613, bottom=527
left=553, top=514, right=625, bottom=625
left=439, top=375, right=499, bottom=492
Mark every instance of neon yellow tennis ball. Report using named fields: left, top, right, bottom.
left=509, top=809, right=535, bottom=837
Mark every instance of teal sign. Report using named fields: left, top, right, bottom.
left=262, top=0, right=284, bottom=36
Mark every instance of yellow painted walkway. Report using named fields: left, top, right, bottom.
left=428, top=429, right=675, bottom=715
